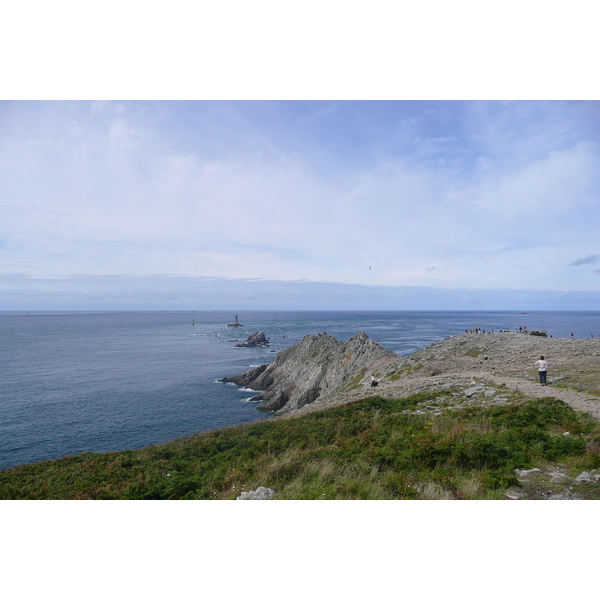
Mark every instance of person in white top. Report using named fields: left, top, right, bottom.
left=534, top=355, right=548, bottom=386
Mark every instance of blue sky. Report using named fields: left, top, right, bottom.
left=1, top=100, right=599, bottom=310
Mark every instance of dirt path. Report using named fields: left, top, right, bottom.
left=289, top=367, right=600, bottom=422
left=376, top=370, right=600, bottom=419
left=484, top=373, right=600, bottom=420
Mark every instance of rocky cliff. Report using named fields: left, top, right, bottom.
left=222, top=331, right=397, bottom=415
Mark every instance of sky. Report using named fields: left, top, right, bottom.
left=1, top=100, right=599, bottom=310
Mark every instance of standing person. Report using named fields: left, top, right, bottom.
left=534, top=355, right=548, bottom=386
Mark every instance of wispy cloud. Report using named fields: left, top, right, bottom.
left=570, top=254, right=600, bottom=266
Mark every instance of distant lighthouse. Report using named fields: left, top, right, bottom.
left=227, top=315, right=243, bottom=327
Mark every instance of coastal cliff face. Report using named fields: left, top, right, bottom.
left=222, top=331, right=397, bottom=415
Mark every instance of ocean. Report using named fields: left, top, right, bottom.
left=1, top=310, right=599, bottom=470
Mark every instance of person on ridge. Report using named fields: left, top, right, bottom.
left=534, top=355, right=548, bottom=386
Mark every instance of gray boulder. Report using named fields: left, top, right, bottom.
left=515, top=468, right=541, bottom=479
left=464, top=385, right=484, bottom=397
left=573, top=471, right=600, bottom=484
left=236, top=486, right=275, bottom=500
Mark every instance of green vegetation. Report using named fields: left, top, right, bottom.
left=465, top=348, right=483, bottom=357
left=343, top=368, right=366, bottom=391
left=1, top=394, right=599, bottom=500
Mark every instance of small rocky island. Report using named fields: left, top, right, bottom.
left=234, top=332, right=270, bottom=348
left=227, top=315, right=243, bottom=327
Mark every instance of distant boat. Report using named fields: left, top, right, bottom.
left=227, top=315, right=243, bottom=327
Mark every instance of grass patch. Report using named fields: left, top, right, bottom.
left=343, top=368, right=367, bottom=391
left=465, top=348, right=483, bottom=357
left=1, top=394, right=598, bottom=500
left=550, top=367, right=600, bottom=397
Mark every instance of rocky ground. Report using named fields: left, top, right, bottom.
left=270, top=331, right=600, bottom=499
left=283, top=332, right=600, bottom=419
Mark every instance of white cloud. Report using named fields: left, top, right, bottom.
left=470, top=141, right=599, bottom=218
left=1, top=100, right=599, bottom=298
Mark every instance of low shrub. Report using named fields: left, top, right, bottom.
left=2, top=394, right=599, bottom=500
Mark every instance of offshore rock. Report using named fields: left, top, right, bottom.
left=235, top=332, right=270, bottom=348
left=221, top=364, right=268, bottom=386
left=223, top=331, right=397, bottom=415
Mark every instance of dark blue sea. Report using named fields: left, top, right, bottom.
left=1, top=310, right=599, bottom=470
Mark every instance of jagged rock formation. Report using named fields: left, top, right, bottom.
left=234, top=332, right=270, bottom=348
left=223, top=331, right=397, bottom=415
left=227, top=315, right=243, bottom=327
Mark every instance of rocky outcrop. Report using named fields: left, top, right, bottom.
left=223, top=331, right=397, bottom=415
left=222, top=364, right=268, bottom=386
left=506, top=467, right=600, bottom=499
left=529, top=330, right=548, bottom=337
left=234, top=332, right=270, bottom=348
left=236, top=486, right=275, bottom=500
